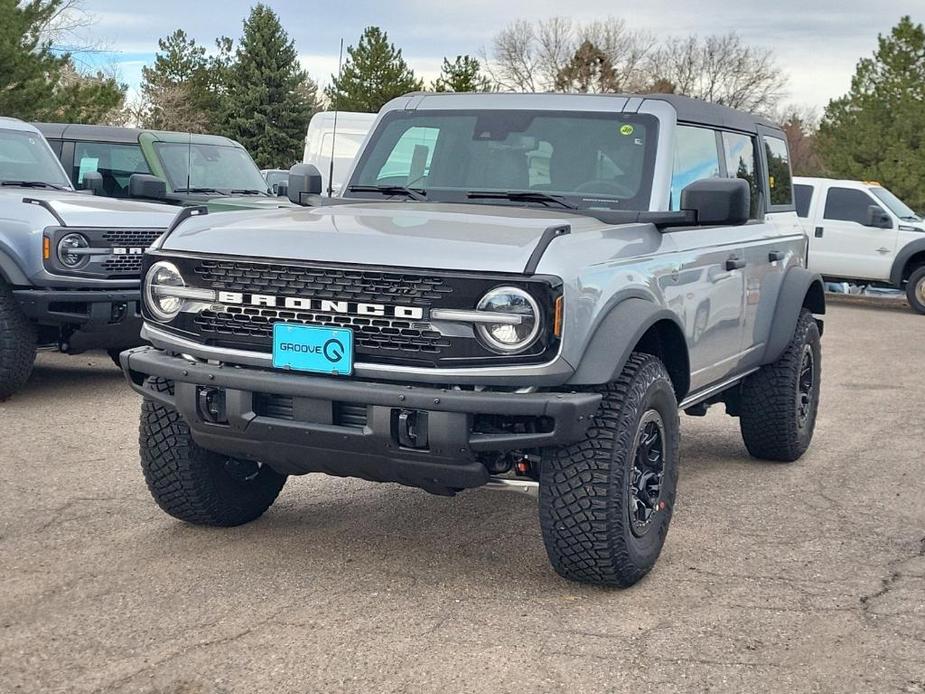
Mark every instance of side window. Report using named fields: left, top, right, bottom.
left=72, top=142, right=150, bottom=197
left=671, top=126, right=721, bottom=210
left=722, top=132, right=759, bottom=218
left=794, top=184, right=813, bottom=218
left=375, top=127, right=439, bottom=184
left=763, top=136, right=793, bottom=206
left=823, top=187, right=885, bottom=225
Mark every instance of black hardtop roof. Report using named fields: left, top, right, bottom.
left=32, top=123, right=241, bottom=146
left=400, top=91, right=781, bottom=134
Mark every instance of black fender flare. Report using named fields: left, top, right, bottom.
left=889, top=238, right=925, bottom=287
left=567, top=297, right=690, bottom=398
left=762, top=267, right=825, bottom=365
left=0, top=249, right=29, bottom=286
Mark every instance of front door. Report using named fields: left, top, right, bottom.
left=809, top=186, right=899, bottom=281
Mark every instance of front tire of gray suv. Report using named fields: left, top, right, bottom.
left=738, top=309, right=821, bottom=462
left=905, top=266, right=925, bottom=315
left=0, top=280, right=37, bottom=401
left=139, top=378, right=287, bottom=526
left=539, top=353, right=680, bottom=587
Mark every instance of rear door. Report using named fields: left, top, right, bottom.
left=809, top=184, right=898, bottom=281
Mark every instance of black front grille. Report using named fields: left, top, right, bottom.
left=194, top=306, right=451, bottom=355
left=101, top=229, right=164, bottom=246
left=193, top=259, right=454, bottom=307
left=102, top=254, right=146, bottom=274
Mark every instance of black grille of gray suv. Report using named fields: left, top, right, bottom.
left=148, top=253, right=563, bottom=369
left=43, top=227, right=164, bottom=278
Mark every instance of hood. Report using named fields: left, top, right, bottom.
left=161, top=201, right=608, bottom=274
left=0, top=188, right=178, bottom=228
left=203, top=195, right=295, bottom=212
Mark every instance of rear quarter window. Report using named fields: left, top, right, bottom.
left=763, top=136, right=793, bottom=207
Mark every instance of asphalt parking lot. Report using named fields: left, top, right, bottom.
left=1, top=301, right=923, bottom=693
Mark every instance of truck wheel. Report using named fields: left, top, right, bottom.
left=0, top=281, right=37, bottom=401
left=738, top=309, right=821, bottom=462
left=906, top=267, right=925, bottom=315
left=539, top=353, right=680, bottom=587
left=107, top=349, right=124, bottom=369
left=139, top=378, right=286, bottom=526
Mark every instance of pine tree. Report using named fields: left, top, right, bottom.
left=555, top=41, right=620, bottom=93
left=224, top=5, right=318, bottom=168
left=433, top=55, right=491, bottom=92
left=140, top=29, right=219, bottom=131
left=325, top=27, right=423, bottom=112
left=818, top=16, right=925, bottom=210
left=0, top=0, right=124, bottom=122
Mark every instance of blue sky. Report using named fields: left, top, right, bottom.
left=72, top=0, right=922, bottom=111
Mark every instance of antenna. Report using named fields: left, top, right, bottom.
left=327, top=37, right=344, bottom=198
left=185, top=131, right=192, bottom=192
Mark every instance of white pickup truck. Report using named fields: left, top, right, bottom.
left=794, top=177, right=925, bottom=314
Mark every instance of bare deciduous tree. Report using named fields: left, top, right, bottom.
left=650, top=33, right=787, bottom=112
left=485, top=18, right=788, bottom=112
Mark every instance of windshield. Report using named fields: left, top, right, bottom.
left=347, top=110, right=659, bottom=210
left=0, top=128, right=72, bottom=188
left=154, top=142, right=270, bottom=194
left=870, top=186, right=921, bottom=222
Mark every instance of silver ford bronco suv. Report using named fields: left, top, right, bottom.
left=0, top=118, right=178, bottom=400
left=121, top=94, right=825, bottom=586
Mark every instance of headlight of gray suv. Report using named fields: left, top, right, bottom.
left=144, top=261, right=187, bottom=322
left=474, top=286, right=541, bottom=354
left=57, top=232, right=89, bottom=267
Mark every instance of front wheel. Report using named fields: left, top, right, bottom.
left=139, top=378, right=287, bottom=526
left=906, top=267, right=925, bottom=315
left=539, top=353, right=680, bottom=587
left=0, top=281, right=37, bottom=401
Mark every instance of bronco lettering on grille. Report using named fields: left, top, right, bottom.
left=216, top=291, right=425, bottom=320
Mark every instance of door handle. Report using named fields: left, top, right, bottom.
left=725, top=257, right=746, bottom=271
left=814, top=226, right=824, bottom=238
left=769, top=250, right=785, bottom=262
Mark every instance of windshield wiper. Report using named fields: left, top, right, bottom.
left=347, top=184, right=427, bottom=201
left=229, top=189, right=270, bottom=195
left=466, top=190, right=577, bottom=209
left=1, top=180, right=68, bottom=190
left=900, top=215, right=922, bottom=222
left=173, top=187, right=228, bottom=195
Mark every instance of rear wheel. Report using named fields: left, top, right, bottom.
left=0, top=281, right=37, bottom=401
left=139, top=378, right=287, bottom=526
left=738, top=309, right=821, bottom=462
left=906, top=267, right=925, bottom=315
left=539, top=353, right=680, bottom=587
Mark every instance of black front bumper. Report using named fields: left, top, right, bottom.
left=13, top=288, right=143, bottom=352
left=121, top=347, right=601, bottom=494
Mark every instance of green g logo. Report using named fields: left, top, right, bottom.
left=619, top=124, right=634, bottom=136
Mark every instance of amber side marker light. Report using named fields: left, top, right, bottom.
left=43, top=236, right=50, bottom=260
left=553, top=296, right=563, bottom=337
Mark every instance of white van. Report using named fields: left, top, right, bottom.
left=794, top=177, right=925, bottom=314
left=302, top=112, right=376, bottom=196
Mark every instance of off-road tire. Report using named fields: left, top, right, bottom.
left=0, top=281, right=37, bottom=401
left=905, top=266, right=925, bottom=315
left=738, top=309, right=821, bottom=462
left=539, top=353, right=680, bottom=587
left=139, top=378, right=286, bottom=526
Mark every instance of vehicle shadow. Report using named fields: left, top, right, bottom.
left=12, top=352, right=125, bottom=401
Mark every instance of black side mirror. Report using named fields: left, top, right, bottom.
left=128, top=174, right=167, bottom=200
left=681, top=178, right=750, bottom=226
left=275, top=180, right=289, bottom=198
left=287, top=164, right=323, bottom=206
left=866, top=205, right=892, bottom=229
left=80, top=171, right=104, bottom=195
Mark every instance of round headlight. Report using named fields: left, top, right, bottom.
left=475, top=286, right=541, bottom=353
left=57, top=233, right=89, bottom=267
left=144, top=261, right=185, bottom=322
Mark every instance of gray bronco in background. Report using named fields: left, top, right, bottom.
left=121, top=93, right=825, bottom=586
left=0, top=118, right=178, bottom=399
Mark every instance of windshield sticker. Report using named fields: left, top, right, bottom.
left=619, top=124, right=635, bottom=136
